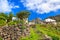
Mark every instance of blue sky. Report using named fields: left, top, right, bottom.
left=0, top=0, right=60, bottom=21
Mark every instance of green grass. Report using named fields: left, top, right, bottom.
left=20, top=27, right=39, bottom=40
left=36, top=24, right=60, bottom=40
left=20, top=27, right=46, bottom=40
left=0, top=37, right=2, bottom=40
left=19, top=24, right=60, bottom=40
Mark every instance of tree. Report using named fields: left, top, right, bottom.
left=0, top=13, right=8, bottom=26
left=16, top=10, right=30, bottom=20
left=16, top=10, right=30, bottom=31
left=0, top=13, right=8, bottom=21
left=7, top=12, right=14, bottom=22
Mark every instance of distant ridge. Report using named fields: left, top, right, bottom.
left=47, top=14, right=60, bottom=22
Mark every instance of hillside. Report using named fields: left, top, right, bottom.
left=0, top=12, right=60, bottom=40
left=48, top=15, right=60, bottom=22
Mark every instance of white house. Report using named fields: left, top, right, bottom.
left=12, top=17, right=18, bottom=21
left=44, top=18, right=57, bottom=25
left=45, top=18, right=56, bottom=22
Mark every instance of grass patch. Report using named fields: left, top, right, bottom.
left=36, top=24, right=60, bottom=39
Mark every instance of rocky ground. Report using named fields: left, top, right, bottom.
left=0, top=24, right=30, bottom=40
left=0, top=24, right=53, bottom=40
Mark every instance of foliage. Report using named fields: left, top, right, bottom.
left=19, top=27, right=45, bottom=40
left=52, top=36, right=59, bottom=40
left=21, top=26, right=26, bottom=29
left=8, top=21, right=16, bottom=26
left=20, top=27, right=39, bottom=40
left=0, top=16, right=6, bottom=20
left=0, top=11, right=60, bottom=40
left=7, top=12, right=14, bottom=22
left=19, top=20, right=24, bottom=24
left=36, top=24, right=60, bottom=40
left=0, top=13, right=8, bottom=21
left=0, top=20, right=6, bottom=26
left=16, top=10, right=30, bottom=20
left=0, top=37, right=3, bottom=40
left=28, top=28, right=39, bottom=40
left=13, top=20, right=20, bottom=24
left=0, top=13, right=8, bottom=18
left=19, top=24, right=60, bottom=40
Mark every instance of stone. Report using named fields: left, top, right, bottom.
left=0, top=24, right=30, bottom=40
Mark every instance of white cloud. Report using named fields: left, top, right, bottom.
left=0, top=0, right=11, bottom=12
left=21, top=0, right=60, bottom=14
left=14, top=6, right=19, bottom=8
left=0, top=0, right=19, bottom=13
left=10, top=4, right=19, bottom=8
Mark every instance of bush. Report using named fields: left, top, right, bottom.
left=0, top=37, right=3, bottom=40
left=0, top=20, right=6, bottom=26
left=20, top=20, right=24, bottom=24
left=8, top=21, right=16, bottom=26
left=13, top=20, right=20, bottom=24
left=52, top=36, right=59, bottom=40
left=21, top=26, right=26, bottom=29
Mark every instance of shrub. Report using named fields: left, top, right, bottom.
left=13, top=20, right=20, bottom=24
left=20, top=20, right=24, bottom=24
left=0, top=20, right=6, bottom=26
left=8, top=21, right=16, bottom=26
left=52, top=36, right=59, bottom=40
left=21, top=26, right=26, bottom=29
left=0, top=37, right=3, bottom=40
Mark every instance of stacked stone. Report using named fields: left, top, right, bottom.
left=0, top=24, right=30, bottom=40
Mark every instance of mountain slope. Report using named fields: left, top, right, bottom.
left=48, top=15, right=60, bottom=22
